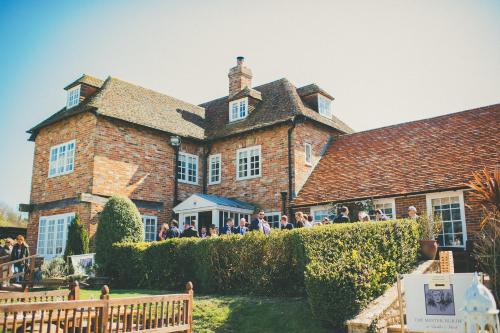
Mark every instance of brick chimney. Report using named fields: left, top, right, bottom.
left=228, top=56, right=252, bottom=97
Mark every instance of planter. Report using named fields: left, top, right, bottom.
left=41, top=278, right=67, bottom=287
left=419, top=240, right=438, bottom=260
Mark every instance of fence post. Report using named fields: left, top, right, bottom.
left=68, top=281, right=80, bottom=300
left=99, top=285, right=110, bottom=333
left=185, top=282, right=193, bottom=333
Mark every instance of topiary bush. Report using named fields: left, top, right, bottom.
left=110, top=220, right=419, bottom=327
left=64, top=213, right=89, bottom=259
left=95, top=195, right=144, bottom=273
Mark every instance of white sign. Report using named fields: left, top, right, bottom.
left=404, top=273, right=474, bottom=333
left=70, top=253, right=95, bottom=276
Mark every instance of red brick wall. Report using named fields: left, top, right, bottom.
left=30, top=112, right=97, bottom=204
left=463, top=190, right=482, bottom=239
left=93, top=116, right=201, bottom=225
left=207, top=124, right=289, bottom=212
left=294, top=121, right=339, bottom=195
left=394, top=195, right=427, bottom=218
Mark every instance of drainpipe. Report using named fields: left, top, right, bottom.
left=202, top=144, right=212, bottom=194
left=280, top=191, right=287, bottom=217
left=287, top=118, right=297, bottom=220
left=173, top=145, right=180, bottom=207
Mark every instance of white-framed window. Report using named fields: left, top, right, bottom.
left=208, top=154, right=221, bottom=185
left=426, top=191, right=467, bottom=248
left=310, top=205, right=334, bottom=222
left=218, top=211, right=250, bottom=231
left=37, top=213, right=74, bottom=259
left=142, top=215, right=157, bottom=242
left=236, top=145, right=261, bottom=180
left=183, top=214, right=197, bottom=230
left=305, top=143, right=312, bottom=166
left=66, top=85, right=81, bottom=109
left=177, top=152, right=198, bottom=185
left=318, top=95, right=332, bottom=118
left=265, top=212, right=281, bottom=229
left=371, top=198, right=396, bottom=220
left=229, top=97, right=248, bottom=122
left=48, top=140, right=76, bottom=178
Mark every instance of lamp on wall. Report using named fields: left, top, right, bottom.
left=170, top=136, right=181, bottom=147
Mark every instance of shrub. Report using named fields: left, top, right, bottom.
left=110, top=220, right=419, bottom=326
left=95, top=195, right=144, bottom=273
left=64, top=214, right=89, bottom=259
left=41, top=257, right=68, bottom=278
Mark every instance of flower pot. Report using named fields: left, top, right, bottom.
left=419, top=240, right=438, bottom=260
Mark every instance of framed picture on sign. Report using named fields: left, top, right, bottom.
left=424, top=284, right=455, bottom=316
left=69, top=253, right=95, bottom=276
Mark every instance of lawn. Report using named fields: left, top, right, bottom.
left=80, top=288, right=331, bottom=333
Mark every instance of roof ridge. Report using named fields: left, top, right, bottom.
left=337, top=102, right=500, bottom=139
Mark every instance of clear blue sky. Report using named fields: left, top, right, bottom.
left=1, top=0, right=499, bottom=211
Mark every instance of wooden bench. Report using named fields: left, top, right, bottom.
left=0, top=282, right=81, bottom=303
left=0, top=282, right=194, bottom=333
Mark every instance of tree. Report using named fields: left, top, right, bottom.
left=64, top=214, right=89, bottom=258
left=95, top=195, right=144, bottom=272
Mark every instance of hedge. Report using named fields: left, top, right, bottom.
left=110, top=220, right=419, bottom=326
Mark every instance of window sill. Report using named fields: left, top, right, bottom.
left=48, top=170, right=74, bottom=178
left=236, top=175, right=261, bottom=181
left=178, top=179, right=199, bottom=185
left=208, top=181, right=221, bottom=185
left=305, top=162, right=312, bottom=167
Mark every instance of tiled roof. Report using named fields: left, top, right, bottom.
left=297, top=83, right=334, bottom=100
left=64, top=74, right=104, bottom=90
left=201, top=78, right=353, bottom=139
left=196, top=193, right=255, bottom=211
left=293, top=104, right=500, bottom=207
left=29, top=75, right=353, bottom=141
left=87, top=77, right=206, bottom=139
left=29, top=76, right=206, bottom=140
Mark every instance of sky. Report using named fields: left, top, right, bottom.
left=0, top=0, right=499, bottom=211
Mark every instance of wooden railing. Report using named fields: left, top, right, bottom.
left=0, top=282, right=194, bottom=333
left=0, top=282, right=81, bottom=304
left=0, top=254, right=37, bottom=287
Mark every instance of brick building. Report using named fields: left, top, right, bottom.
left=22, top=57, right=353, bottom=259
left=292, top=104, right=500, bottom=252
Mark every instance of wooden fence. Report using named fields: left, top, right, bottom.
left=0, top=282, right=194, bottom=333
left=0, top=282, right=81, bottom=304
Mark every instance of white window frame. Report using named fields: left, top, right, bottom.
left=426, top=190, right=467, bottom=248
left=310, top=205, right=333, bottom=222
left=142, top=215, right=158, bottom=242
left=37, top=212, right=74, bottom=259
left=318, top=95, right=332, bottom=119
left=177, top=152, right=198, bottom=185
left=305, top=143, right=312, bottom=166
left=66, top=85, right=81, bottom=109
left=236, top=145, right=261, bottom=181
left=372, top=198, right=396, bottom=220
left=48, top=140, right=76, bottom=178
left=229, top=97, right=248, bottom=122
left=265, top=212, right=281, bottom=229
left=208, top=154, right=221, bottom=185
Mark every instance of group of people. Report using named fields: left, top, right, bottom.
left=0, top=235, right=31, bottom=284
left=157, top=206, right=421, bottom=240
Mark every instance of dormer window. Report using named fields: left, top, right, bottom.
left=229, top=97, right=248, bottom=122
left=66, top=85, right=81, bottom=109
left=318, top=95, right=332, bottom=119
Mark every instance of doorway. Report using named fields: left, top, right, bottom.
left=197, top=211, right=212, bottom=232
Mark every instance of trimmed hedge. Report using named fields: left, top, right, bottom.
left=110, top=220, right=419, bottom=326
left=95, top=195, right=144, bottom=272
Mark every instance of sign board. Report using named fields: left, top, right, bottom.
left=69, top=253, right=95, bottom=276
left=404, top=273, right=474, bottom=332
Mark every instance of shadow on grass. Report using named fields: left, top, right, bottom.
left=79, top=288, right=332, bottom=333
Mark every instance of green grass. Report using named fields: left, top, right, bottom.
left=80, top=288, right=331, bottom=333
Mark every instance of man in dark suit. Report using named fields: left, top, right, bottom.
left=250, top=210, right=266, bottom=232
left=333, top=206, right=350, bottom=223
left=235, top=218, right=248, bottom=235
left=280, top=215, right=294, bottom=230
left=181, top=221, right=199, bottom=238
left=221, top=218, right=236, bottom=235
